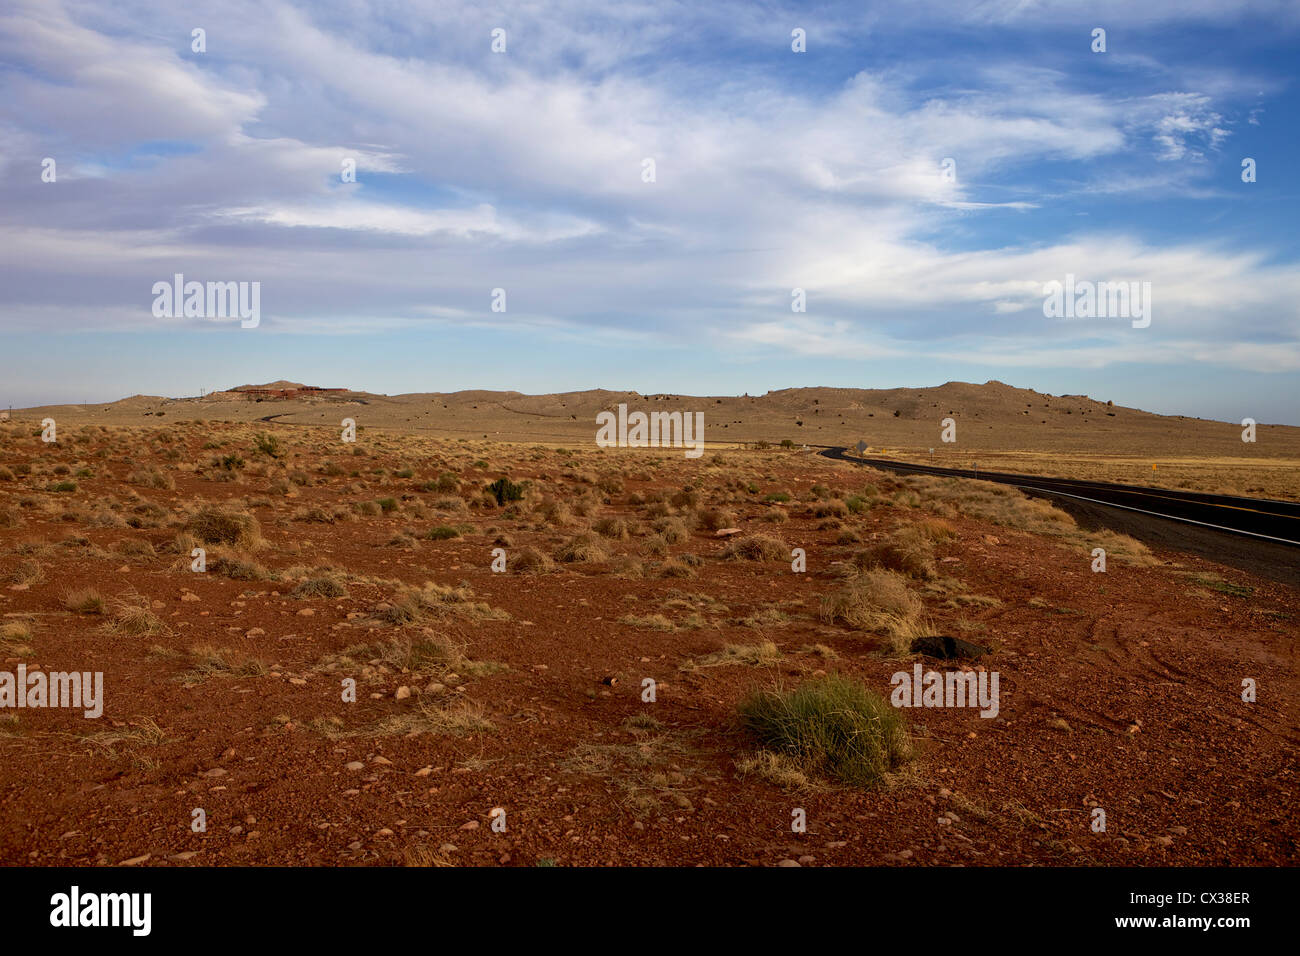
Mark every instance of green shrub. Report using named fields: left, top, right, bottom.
left=739, top=675, right=910, bottom=787
left=252, top=433, right=283, bottom=458
left=487, top=477, right=524, bottom=506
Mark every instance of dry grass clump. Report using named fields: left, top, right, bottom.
left=511, top=546, right=556, bottom=574
left=856, top=526, right=937, bottom=580
left=374, top=632, right=466, bottom=676
left=177, top=645, right=268, bottom=683
left=652, top=516, right=690, bottom=543
left=735, top=750, right=813, bottom=790
left=290, top=572, right=348, bottom=599
left=209, top=550, right=273, bottom=580
left=738, top=674, right=911, bottom=788
left=292, top=505, right=349, bottom=524
left=812, top=499, right=849, bottom=518
left=657, top=557, right=697, bottom=578
left=669, top=488, right=699, bottom=511
left=619, top=613, right=676, bottom=631
left=0, top=619, right=35, bottom=654
left=127, top=466, right=175, bottom=490
left=1091, top=529, right=1160, bottom=566
left=184, top=507, right=263, bottom=549
left=362, top=699, right=493, bottom=738
left=689, top=641, right=780, bottom=669
left=820, top=569, right=925, bottom=652
left=534, top=497, right=573, bottom=527
left=903, top=475, right=1075, bottom=535
left=9, top=559, right=44, bottom=585
left=609, top=555, right=645, bottom=578
left=62, top=588, right=106, bottom=614
left=103, top=595, right=170, bottom=637
left=111, top=538, right=157, bottom=560
left=555, top=532, right=609, bottom=563
left=697, top=507, right=737, bottom=531
left=592, top=516, right=630, bottom=539
left=377, top=582, right=509, bottom=625
left=721, top=534, right=786, bottom=562
left=916, top=517, right=956, bottom=540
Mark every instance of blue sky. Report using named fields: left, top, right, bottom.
left=1, top=0, right=1298, bottom=423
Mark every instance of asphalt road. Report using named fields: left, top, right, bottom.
left=821, top=447, right=1300, bottom=586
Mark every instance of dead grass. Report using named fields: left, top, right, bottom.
left=687, top=640, right=781, bottom=669
left=511, top=546, right=555, bottom=574
left=176, top=645, right=269, bottom=683
left=720, top=534, right=787, bottom=561
left=184, top=507, right=263, bottom=549
left=62, top=587, right=106, bottom=614
left=555, top=532, right=609, bottom=563
left=103, top=595, right=169, bottom=637
left=820, top=569, right=926, bottom=653
left=312, top=697, right=492, bottom=738
left=856, top=526, right=937, bottom=580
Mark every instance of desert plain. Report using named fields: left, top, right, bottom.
left=0, top=381, right=1296, bottom=866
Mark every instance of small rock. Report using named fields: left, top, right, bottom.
left=776, top=859, right=800, bottom=867
left=394, top=686, right=411, bottom=701
left=345, top=761, right=364, bottom=771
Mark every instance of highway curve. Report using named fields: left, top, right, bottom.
left=820, top=447, right=1300, bottom=586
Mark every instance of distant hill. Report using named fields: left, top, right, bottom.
left=11, top=380, right=1299, bottom=458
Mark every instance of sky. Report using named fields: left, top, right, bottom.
left=1, top=0, right=1298, bottom=424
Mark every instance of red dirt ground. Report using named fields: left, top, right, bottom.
left=0, top=421, right=1295, bottom=866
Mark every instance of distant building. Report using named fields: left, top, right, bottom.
left=232, top=385, right=347, bottom=401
